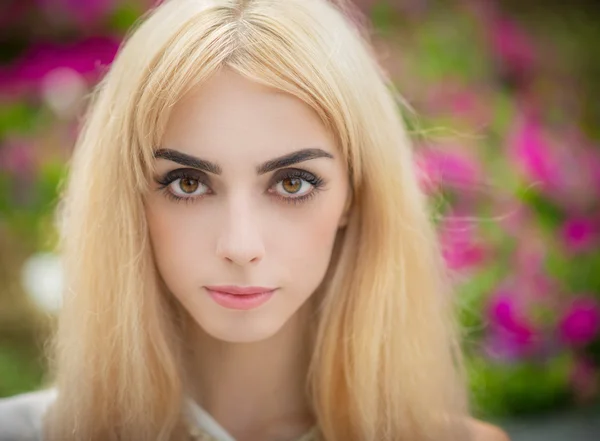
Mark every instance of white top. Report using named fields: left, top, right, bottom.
left=186, top=398, right=236, bottom=441
left=0, top=389, right=238, bottom=441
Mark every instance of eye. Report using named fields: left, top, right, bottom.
left=274, top=177, right=313, bottom=197
left=268, top=168, right=325, bottom=204
left=155, top=168, right=211, bottom=203
left=169, top=177, right=209, bottom=198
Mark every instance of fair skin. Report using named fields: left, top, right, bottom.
left=144, top=68, right=509, bottom=441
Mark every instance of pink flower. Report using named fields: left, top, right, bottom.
left=488, top=290, right=536, bottom=339
left=509, top=114, right=560, bottom=191
left=415, top=146, right=482, bottom=194
left=0, top=37, right=119, bottom=97
left=490, top=17, right=536, bottom=79
left=483, top=327, right=536, bottom=362
left=439, top=215, right=487, bottom=271
left=560, top=217, right=599, bottom=254
left=510, top=118, right=600, bottom=211
left=484, top=288, right=541, bottom=361
left=559, top=297, right=600, bottom=346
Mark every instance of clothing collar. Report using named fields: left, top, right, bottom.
left=185, top=398, right=236, bottom=441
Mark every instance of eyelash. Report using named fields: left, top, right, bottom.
left=154, top=168, right=325, bottom=206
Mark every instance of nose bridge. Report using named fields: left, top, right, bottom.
left=216, top=190, right=265, bottom=265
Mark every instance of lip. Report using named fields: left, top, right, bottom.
left=204, top=286, right=277, bottom=310
left=204, top=285, right=277, bottom=295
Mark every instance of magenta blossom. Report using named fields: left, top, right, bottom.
left=559, top=297, right=600, bottom=347
left=483, top=327, right=537, bottom=362
left=484, top=288, right=541, bottom=361
left=510, top=116, right=600, bottom=210
left=0, top=36, right=119, bottom=97
left=440, top=232, right=487, bottom=272
left=509, top=114, right=560, bottom=191
left=488, top=290, right=536, bottom=339
left=439, top=215, right=487, bottom=272
left=560, top=216, right=599, bottom=254
left=490, top=17, right=536, bottom=80
left=415, top=146, right=482, bottom=195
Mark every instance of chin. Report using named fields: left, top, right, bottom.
left=196, top=312, right=288, bottom=344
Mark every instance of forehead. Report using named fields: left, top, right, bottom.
left=162, top=68, right=336, bottom=162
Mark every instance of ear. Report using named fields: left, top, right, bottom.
left=338, top=186, right=353, bottom=228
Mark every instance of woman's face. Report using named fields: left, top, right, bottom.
left=144, top=69, right=350, bottom=343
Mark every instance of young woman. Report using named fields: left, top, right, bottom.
left=0, top=0, right=510, bottom=440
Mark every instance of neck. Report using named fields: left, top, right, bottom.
left=187, top=303, right=314, bottom=441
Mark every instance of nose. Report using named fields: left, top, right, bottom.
left=215, top=196, right=265, bottom=266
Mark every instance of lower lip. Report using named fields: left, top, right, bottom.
left=205, top=288, right=276, bottom=310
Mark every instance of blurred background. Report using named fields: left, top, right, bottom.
left=1, top=0, right=599, bottom=439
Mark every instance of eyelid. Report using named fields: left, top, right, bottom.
left=268, top=167, right=322, bottom=184
left=155, top=168, right=210, bottom=187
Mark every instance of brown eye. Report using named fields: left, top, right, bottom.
left=273, top=175, right=313, bottom=199
left=168, top=177, right=208, bottom=199
left=282, top=177, right=302, bottom=194
left=179, top=178, right=199, bottom=194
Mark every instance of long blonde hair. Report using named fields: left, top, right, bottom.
left=46, top=0, right=471, bottom=439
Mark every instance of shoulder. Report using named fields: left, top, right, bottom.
left=468, top=417, right=511, bottom=441
left=0, top=388, right=57, bottom=441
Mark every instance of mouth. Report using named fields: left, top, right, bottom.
left=204, top=285, right=277, bottom=310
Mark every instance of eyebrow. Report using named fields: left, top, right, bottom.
left=153, top=147, right=334, bottom=175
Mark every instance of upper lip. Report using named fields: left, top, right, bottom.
left=204, top=285, right=277, bottom=295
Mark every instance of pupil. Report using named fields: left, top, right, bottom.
left=180, top=178, right=198, bottom=193
left=283, top=178, right=301, bottom=193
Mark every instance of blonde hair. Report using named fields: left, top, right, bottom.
left=46, top=0, right=471, bottom=439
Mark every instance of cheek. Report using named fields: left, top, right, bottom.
left=268, top=198, right=344, bottom=288
left=145, top=201, right=213, bottom=292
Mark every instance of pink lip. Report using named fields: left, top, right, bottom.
left=205, top=286, right=277, bottom=310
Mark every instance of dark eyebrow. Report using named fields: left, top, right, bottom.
left=154, top=148, right=222, bottom=174
left=256, top=148, right=334, bottom=174
left=153, top=147, right=334, bottom=175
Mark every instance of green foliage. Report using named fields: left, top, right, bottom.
left=546, top=250, right=600, bottom=295
left=410, top=12, right=492, bottom=82
left=516, top=186, right=564, bottom=231
left=370, top=1, right=401, bottom=34
left=469, top=355, right=573, bottom=418
left=110, top=2, right=146, bottom=32
left=1, top=161, right=66, bottom=249
left=0, top=103, right=40, bottom=138
left=0, top=343, right=45, bottom=398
